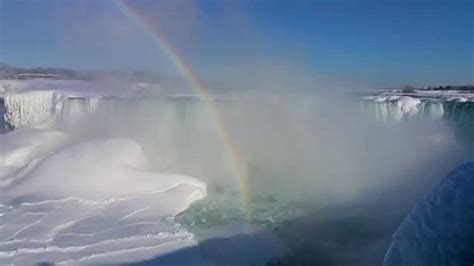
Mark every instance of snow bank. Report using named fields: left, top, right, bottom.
left=384, top=162, right=474, bottom=266
left=0, top=128, right=68, bottom=187
left=0, top=139, right=207, bottom=265
left=5, top=139, right=206, bottom=201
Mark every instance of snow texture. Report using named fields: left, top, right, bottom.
left=0, top=139, right=207, bottom=265
left=0, top=128, right=68, bottom=187
left=384, top=162, right=474, bottom=266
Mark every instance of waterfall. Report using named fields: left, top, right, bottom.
left=360, top=98, right=474, bottom=157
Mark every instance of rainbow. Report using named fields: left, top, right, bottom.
left=114, top=0, right=251, bottom=220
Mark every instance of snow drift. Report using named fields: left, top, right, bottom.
left=0, top=128, right=68, bottom=187
left=0, top=139, right=207, bottom=265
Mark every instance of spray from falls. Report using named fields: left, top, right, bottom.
left=5, top=92, right=467, bottom=203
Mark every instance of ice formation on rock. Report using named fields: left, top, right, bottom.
left=4, top=91, right=62, bottom=128
left=360, top=95, right=474, bottom=123
left=384, top=162, right=474, bottom=266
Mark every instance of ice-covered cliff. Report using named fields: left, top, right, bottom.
left=0, top=79, right=208, bottom=130
left=384, top=161, right=474, bottom=266
left=360, top=95, right=474, bottom=124
left=0, top=80, right=97, bottom=129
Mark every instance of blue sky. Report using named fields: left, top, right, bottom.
left=0, top=0, right=472, bottom=88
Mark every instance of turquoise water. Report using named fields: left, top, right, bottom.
left=176, top=188, right=310, bottom=235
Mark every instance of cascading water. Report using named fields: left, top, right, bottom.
left=360, top=98, right=474, bottom=157
left=0, top=98, right=9, bottom=134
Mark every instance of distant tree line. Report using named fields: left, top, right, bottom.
left=0, top=63, right=170, bottom=82
left=427, top=85, right=474, bottom=91
left=384, top=84, right=474, bottom=92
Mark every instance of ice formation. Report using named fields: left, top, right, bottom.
left=2, top=90, right=103, bottom=129
left=384, top=161, right=474, bottom=266
left=360, top=95, right=474, bottom=123
left=0, top=128, right=68, bottom=187
left=360, top=96, right=423, bottom=122
left=0, top=139, right=207, bottom=265
left=0, top=79, right=193, bottom=129
left=4, top=91, right=61, bottom=128
left=364, top=89, right=474, bottom=103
